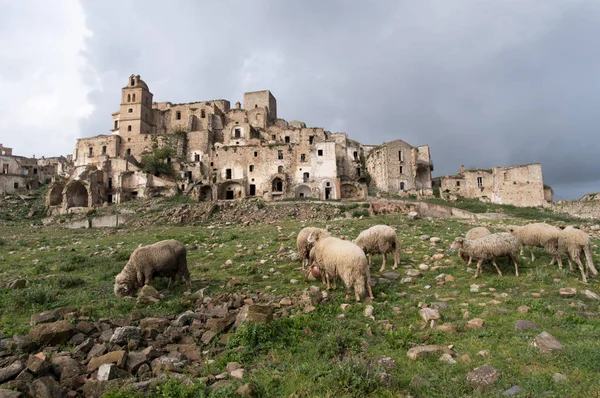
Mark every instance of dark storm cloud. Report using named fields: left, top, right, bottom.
left=78, top=0, right=600, bottom=199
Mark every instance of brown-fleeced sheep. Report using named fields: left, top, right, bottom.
left=354, top=225, right=401, bottom=272
left=307, top=233, right=374, bottom=302
left=451, top=232, right=519, bottom=278
left=114, top=239, right=191, bottom=297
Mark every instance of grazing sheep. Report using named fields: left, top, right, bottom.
left=451, top=233, right=519, bottom=278
left=307, top=234, right=374, bottom=302
left=114, top=240, right=191, bottom=297
left=354, top=225, right=401, bottom=272
left=459, top=227, right=492, bottom=265
left=551, top=226, right=598, bottom=283
left=507, top=223, right=561, bottom=265
left=297, top=227, right=331, bottom=269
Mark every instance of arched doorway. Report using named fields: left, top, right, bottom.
left=199, top=186, right=212, bottom=202
left=48, top=183, right=64, bottom=206
left=340, top=183, right=359, bottom=199
left=295, top=185, right=312, bottom=198
left=272, top=177, right=283, bottom=192
left=66, top=182, right=88, bottom=208
left=218, top=182, right=243, bottom=200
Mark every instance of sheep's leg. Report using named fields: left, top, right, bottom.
left=574, top=255, right=588, bottom=283
left=367, top=253, right=372, bottom=268
left=511, top=255, right=519, bottom=277
left=530, top=247, right=535, bottom=262
left=472, top=259, right=483, bottom=279
left=492, top=260, right=503, bottom=277
left=467, top=256, right=472, bottom=266
left=142, top=270, right=153, bottom=286
left=392, top=249, right=399, bottom=270
left=167, top=276, right=175, bottom=290
left=137, top=270, right=145, bottom=286
left=379, top=253, right=387, bottom=273
left=519, top=245, right=524, bottom=256
left=325, top=272, right=331, bottom=290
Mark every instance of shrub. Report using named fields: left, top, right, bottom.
left=53, top=276, right=85, bottom=289
left=324, top=356, right=382, bottom=396
left=352, top=209, right=369, bottom=218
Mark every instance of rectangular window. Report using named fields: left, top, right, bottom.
left=353, top=151, right=358, bottom=160
left=89, top=147, right=93, bottom=157
left=303, top=172, right=310, bottom=182
left=226, top=169, right=232, bottom=180
left=278, top=150, right=283, bottom=160
left=300, top=154, right=306, bottom=162
left=102, top=146, right=107, bottom=155
left=13, top=182, right=18, bottom=189
left=456, top=181, right=460, bottom=187
left=398, top=151, right=403, bottom=162
left=399, top=166, right=403, bottom=174
left=318, top=149, right=323, bottom=156
left=210, top=162, right=214, bottom=166
left=272, top=135, right=276, bottom=140
left=176, top=111, right=181, bottom=120
left=33, top=168, right=37, bottom=175
left=477, top=177, right=483, bottom=188
left=357, top=168, right=361, bottom=176
left=234, top=128, right=241, bottom=138
left=2, top=164, right=8, bottom=174
left=249, top=165, right=254, bottom=172
left=195, top=154, right=200, bottom=162
left=285, top=136, right=290, bottom=143
left=254, top=151, right=258, bottom=157
left=309, top=136, right=314, bottom=145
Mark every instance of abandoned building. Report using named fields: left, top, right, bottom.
left=0, top=144, right=70, bottom=196
left=434, top=163, right=550, bottom=207
left=46, top=74, right=433, bottom=212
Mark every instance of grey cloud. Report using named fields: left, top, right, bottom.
left=78, top=0, right=600, bottom=199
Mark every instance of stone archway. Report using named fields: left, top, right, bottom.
left=340, top=183, right=360, bottom=199
left=48, top=182, right=64, bottom=206
left=218, top=182, right=243, bottom=200
left=295, top=184, right=312, bottom=198
left=199, top=186, right=213, bottom=202
left=66, top=181, right=89, bottom=208
left=272, top=177, right=283, bottom=192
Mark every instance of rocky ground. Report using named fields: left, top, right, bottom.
left=0, top=195, right=599, bottom=397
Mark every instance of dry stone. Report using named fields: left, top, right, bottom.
left=30, top=376, right=61, bottom=398
left=110, top=326, right=141, bottom=345
left=87, top=351, right=127, bottom=373
left=466, top=364, right=500, bottom=389
left=0, top=360, right=24, bottom=383
left=532, top=332, right=565, bottom=354
left=466, top=318, right=485, bottom=329
left=236, top=383, right=258, bottom=397
left=419, top=308, right=440, bottom=322
left=407, top=345, right=452, bottom=360
left=28, top=320, right=74, bottom=345
left=0, top=389, right=22, bottom=397
left=559, top=288, right=577, bottom=298
left=234, top=305, right=273, bottom=328
left=97, top=364, right=117, bottom=381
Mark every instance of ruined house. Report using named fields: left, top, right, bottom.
left=434, top=163, right=549, bottom=207
left=48, top=74, right=432, bottom=212
left=0, top=144, right=70, bottom=196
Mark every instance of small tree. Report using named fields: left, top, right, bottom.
left=140, top=146, right=175, bottom=178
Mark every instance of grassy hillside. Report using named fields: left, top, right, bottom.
left=0, top=199, right=599, bottom=397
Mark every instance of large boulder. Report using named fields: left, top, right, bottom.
left=234, top=305, right=273, bottom=328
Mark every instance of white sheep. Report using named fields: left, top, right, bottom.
left=114, top=240, right=191, bottom=297
left=507, top=223, right=561, bottom=265
left=307, top=234, right=374, bottom=302
left=354, top=225, right=401, bottom=272
left=451, top=232, right=519, bottom=278
left=550, top=226, right=598, bottom=283
left=297, top=227, right=330, bottom=269
left=459, top=227, right=492, bottom=265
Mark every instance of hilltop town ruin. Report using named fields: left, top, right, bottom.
left=44, top=74, right=433, bottom=213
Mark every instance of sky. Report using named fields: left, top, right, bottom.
left=1, top=0, right=599, bottom=200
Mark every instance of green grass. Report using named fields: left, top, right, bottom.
left=1, top=201, right=599, bottom=397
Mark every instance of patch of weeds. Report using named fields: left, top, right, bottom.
left=53, top=275, right=85, bottom=289
left=0, top=237, right=6, bottom=246
left=4, top=285, right=58, bottom=309
left=529, top=267, right=551, bottom=283
left=105, top=378, right=207, bottom=398
left=114, top=251, right=131, bottom=262
left=228, top=318, right=302, bottom=353
left=351, top=209, right=369, bottom=218
left=323, top=356, right=382, bottom=396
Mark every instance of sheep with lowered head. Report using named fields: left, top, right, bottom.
left=297, top=227, right=330, bottom=269
left=354, top=225, right=401, bottom=272
left=307, top=233, right=374, bottom=302
left=114, top=239, right=191, bottom=297
left=507, top=223, right=561, bottom=265
left=550, top=226, right=598, bottom=283
left=451, top=232, right=519, bottom=278
left=459, top=227, right=492, bottom=265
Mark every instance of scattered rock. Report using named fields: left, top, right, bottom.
left=466, top=318, right=485, bottom=329
left=110, top=326, right=141, bottom=345
left=430, top=237, right=441, bottom=244
left=234, top=305, right=273, bottom=328
left=432, top=253, right=444, bottom=261
left=364, top=305, right=374, bottom=317
left=87, top=351, right=127, bottom=373
left=0, top=388, right=22, bottom=397
left=405, top=269, right=421, bottom=277
left=515, top=320, right=541, bottom=332
left=466, top=364, right=500, bottom=389
left=439, top=353, right=456, bottom=364
left=582, top=290, right=600, bottom=300
left=30, top=311, right=58, bottom=326
left=503, top=385, right=523, bottom=396
left=517, top=305, right=530, bottom=313
left=236, top=383, right=258, bottom=397
left=409, top=375, right=431, bottom=388
left=30, top=376, right=61, bottom=398
left=532, top=332, right=565, bottom=354
left=401, top=277, right=414, bottom=284
left=201, top=331, right=216, bottom=345
left=7, top=279, right=27, bottom=289
left=382, top=272, right=400, bottom=280
left=97, top=364, right=118, bottom=381
left=407, top=211, right=420, bottom=220
left=373, top=356, right=396, bottom=370
left=407, top=345, right=452, bottom=360
left=559, top=288, right=577, bottom=298
left=552, top=373, right=567, bottom=383
left=418, top=263, right=430, bottom=271
left=230, top=368, right=245, bottom=380
left=470, top=284, right=480, bottom=292
left=419, top=308, right=440, bottom=322
left=0, top=360, right=24, bottom=383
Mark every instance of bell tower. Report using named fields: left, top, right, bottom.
left=117, top=74, right=154, bottom=137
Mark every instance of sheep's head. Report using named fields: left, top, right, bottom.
left=450, top=237, right=464, bottom=250
left=114, top=270, right=137, bottom=297
left=458, top=249, right=469, bottom=263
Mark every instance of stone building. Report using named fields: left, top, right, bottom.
left=0, top=144, right=70, bottom=196
left=434, top=163, right=548, bottom=207
left=48, top=74, right=432, bottom=212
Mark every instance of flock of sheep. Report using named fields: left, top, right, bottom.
left=112, top=221, right=598, bottom=303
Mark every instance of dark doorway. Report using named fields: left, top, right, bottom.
left=325, top=188, right=332, bottom=200
left=249, top=184, right=256, bottom=196
left=226, top=190, right=234, bottom=200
